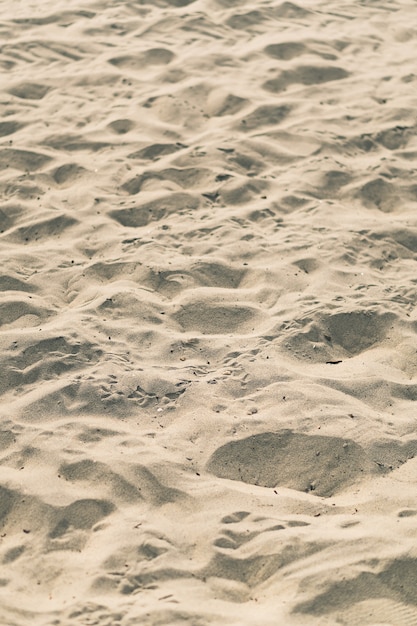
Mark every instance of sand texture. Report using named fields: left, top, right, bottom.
left=1, top=0, right=417, bottom=624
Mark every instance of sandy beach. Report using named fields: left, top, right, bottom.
left=1, top=0, right=417, bottom=624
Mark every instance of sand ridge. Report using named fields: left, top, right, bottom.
left=1, top=0, right=417, bottom=624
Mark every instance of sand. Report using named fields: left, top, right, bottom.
left=1, top=0, right=417, bottom=624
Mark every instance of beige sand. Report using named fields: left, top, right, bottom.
left=1, top=0, right=417, bottom=624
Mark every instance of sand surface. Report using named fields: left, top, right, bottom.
left=1, top=0, right=417, bottom=624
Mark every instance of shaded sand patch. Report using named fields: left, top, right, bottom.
left=294, top=557, right=417, bottom=620
left=173, top=299, right=263, bottom=335
left=207, top=430, right=382, bottom=497
left=282, top=309, right=397, bottom=362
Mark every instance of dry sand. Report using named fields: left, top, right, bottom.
left=1, top=0, right=417, bottom=624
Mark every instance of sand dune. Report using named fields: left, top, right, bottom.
left=1, top=0, right=417, bottom=624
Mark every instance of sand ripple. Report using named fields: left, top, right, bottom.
left=1, top=0, right=417, bottom=624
